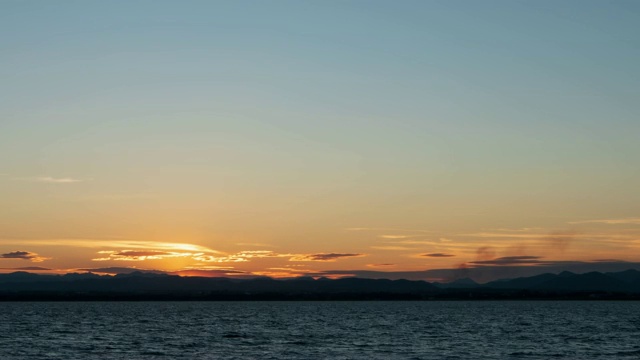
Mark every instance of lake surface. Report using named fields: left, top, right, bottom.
left=1, top=301, right=639, bottom=359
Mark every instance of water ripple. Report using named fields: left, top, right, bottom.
left=0, top=301, right=639, bottom=359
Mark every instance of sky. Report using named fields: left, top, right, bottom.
left=1, top=0, right=639, bottom=282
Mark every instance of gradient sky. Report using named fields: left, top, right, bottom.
left=1, top=0, right=639, bottom=281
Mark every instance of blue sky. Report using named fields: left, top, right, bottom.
left=1, top=1, right=639, bottom=279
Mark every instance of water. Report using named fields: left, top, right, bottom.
left=1, top=301, right=639, bottom=359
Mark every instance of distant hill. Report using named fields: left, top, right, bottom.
left=0, top=272, right=438, bottom=299
left=482, top=269, right=640, bottom=293
left=1, top=269, right=640, bottom=300
left=433, top=278, right=480, bottom=289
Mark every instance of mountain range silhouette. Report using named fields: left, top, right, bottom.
left=1, top=269, right=640, bottom=300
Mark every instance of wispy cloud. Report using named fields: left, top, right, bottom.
left=235, top=243, right=274, bottom=247
left=459, top=232, right=636, bottom=241
left=194, top=251, right=367, bottom=264
left=2, top=239, right=225, bottom=264
left=391, top=240, right=441, bottom=245
left=459, top=232, right=575, bottom=239
left=469, top=256, right=546, bottom=266
left=422, top=253, right=456, bottom=258
left=367, top=263, right=396, bottom=268
left=569, top=218, right=640, bottom=225
left=0, top=239, right=370, bottom=266
left=252, top=267, right=320, bottom=278
left=192, top=251, right=294, bottom=263
left=0, top=251, right=49, bottom=262
left=18, top=176, right=86, bottom=184
left=491, top=227, right=543, bottom=232
left=92, top=250, right=194, bottom=262
left=75, top=267, right=165, bottom=275
left=170, top=268, right=250, bottom=277
left=6, top=239, right=223, bottom=254
left=347, top=227, right=433, bottom=233
left=371, top=246, right=415, bottom=251
left=290, top=253, right=366, bottom=262
left=77, top=193, right=155, bottom=201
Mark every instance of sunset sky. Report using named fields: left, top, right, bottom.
left=1, top=1, right=639, bottom=282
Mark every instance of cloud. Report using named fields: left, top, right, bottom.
left=0, top=266, right=51, bottom=271
left=0, top=251, right=49, bottom=262
left=290, top=253, right=366, bottom=262
left=6, top=237, right=449, bottom=266
left=3, top=239, right=226, bottom=263
left=194, top=251, right=367, bottom=264
left=192, top=255, right=250, bottom=263
left=170, top=269, right=250, bottom=277
left=112, top=251, right=171, bottom=257
left=367, top=263, right=396, bottom=268
left=569, top=218, right=640, bottom=225
left=252, top=267, right=320, bottom=278
left=0, top=239, right=221, bottom=252
left=93, top=250, right=193, bottom=262
left=75, top=267, right=166, bottom=275
left=81, top=241, right=226, bottom=262
left=422, top=253, right=455, bottom=258
left=19, top=176, right=85, bottom=184
left=193, top=251, right=289, bottom=263
left=469, top=256, right=545, bottom=266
